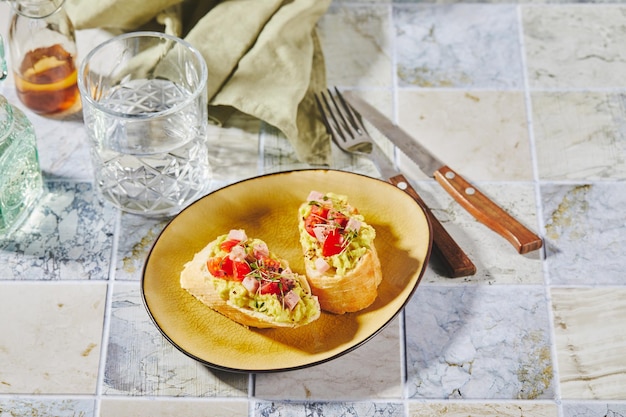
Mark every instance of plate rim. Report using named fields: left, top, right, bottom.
left=141, top=168, right=433, bottom=373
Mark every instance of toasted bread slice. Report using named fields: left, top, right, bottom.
left=298, top=191, right=382, bottom=314
left=181, top=230, right=321, bottom=328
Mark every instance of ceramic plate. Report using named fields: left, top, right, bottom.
left=142, top=169, right=432, bottom=373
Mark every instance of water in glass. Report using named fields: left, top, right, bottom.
left=84, top=79, right=211, bottom=216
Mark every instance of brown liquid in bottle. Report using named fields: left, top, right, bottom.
left=14, top=44, right=80, bottom=115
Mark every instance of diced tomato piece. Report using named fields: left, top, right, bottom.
left=208, top=256, right=250, bottom=281
left=311, top=204, right=330, bottom=219
left=220, top=239, right=240, bottom=253
left=231, top=261, right=251, bottom=281
left=220, top=256, right=234, bottom=277
left=304, top=215, right=317, bottom=237
left=305, top=205, right=330, bottom=237
left=328, top=210, right=349, bottom=228
left=207, top=257, right=226, bottom=277
left=259, top=280, right=282, bottom=295
left=322, top=229, right=344, bottom=257
left=258, top=255, right=281, bottom=272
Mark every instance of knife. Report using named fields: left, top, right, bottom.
left=363, top=135, right=477, bottom=278
left=344, top=91, right=543, bottom=255
left=317, top=89, right=476, bottom=277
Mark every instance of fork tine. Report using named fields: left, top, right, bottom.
left=324, top=90, right=350, bottom=136
left=331, top=87, right=367, bottom=135
left=316, top=89, right=350, bottom=143
left=316, top=87, right=376, bottom=156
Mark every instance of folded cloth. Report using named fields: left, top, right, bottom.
left=66, top=0, right=332, bottom=165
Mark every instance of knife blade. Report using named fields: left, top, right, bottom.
left=354, top=130, right=476, bottom=278
left=344, top=91, right=543, bottom=254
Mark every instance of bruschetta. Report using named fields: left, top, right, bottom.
left=180, top=229, right=321, bottom=328
left=298, top=191, right=382, bottom=314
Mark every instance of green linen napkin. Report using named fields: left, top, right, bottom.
left=66, top=0, right=332, bottom=165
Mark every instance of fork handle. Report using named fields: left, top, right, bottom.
left=433, top=166, right=543, bottom=254
left=388, top=174, right=476, bottom=278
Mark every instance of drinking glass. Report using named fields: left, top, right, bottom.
left=0, top=94, right=44, bottom=236
left=78, top=32, right=212, bottom=217
left=0, top=34, right=7, bottom=81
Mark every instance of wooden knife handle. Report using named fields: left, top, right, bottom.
left=389, top=174, right=476, bottom=278
left=433, top=166, right=543, bottom=254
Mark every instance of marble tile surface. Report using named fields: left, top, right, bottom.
left=562, top=402, right=626, bottom=417
left=394, top=4, right=523, bottom=89
left=523, top=5, right=626, bottom=89
left=396, top=90, right=534, bottom=181
left=319, top=3, right=394, bottom=88
left=0, top=181, right=116, bottom=280
left=207, top=113, right=263, bottom=184
left=408, top=401, right=558, bottom=417
left=0, top=399, right=95, bottom=417
left=541, top=183, right=626, bottom=285
left=103, top=282, right=249, bottom=397
left=0, top=283, right=106, bottom=394
left=405, top=181, right=543, bottom=284
left=99, top=398, right=248, bottom=417
left=405, top=285, right=554, bottom=399
left=115, top=214, right=168, bottom=281
left=255, top=317, right=402, bottom=400
left=254, top=401, right=404, bottom=417
left=532, top=92, right=626, bottom=181
left=551, top=288, right=626, bottom=400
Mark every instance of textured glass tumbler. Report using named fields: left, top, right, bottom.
left=78, top=32, right=211, bottom=217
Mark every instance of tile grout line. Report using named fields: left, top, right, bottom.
left=92, top=209, right=122, bottom=416
left=387, top=3, right=410, bottom=417
left=515, top=3, right=563, bottom=410
left=386, top=3, right=412, bottom=415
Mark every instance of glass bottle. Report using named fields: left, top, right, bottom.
left=0, top=35, right=7, bottom=81
left=8, top=0, right=80, bottom=115
left=0, top=95, right=44, bottom=236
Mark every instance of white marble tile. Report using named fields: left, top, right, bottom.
left=405, top=285, right=554, bottom=399
left=532, top=92, right=626, bottom=181
left=394, top=4, right=523, bottom=89
left=541, top=183, right=626, bottom=285
left=100, top=398, right=248, bottom=417
left=0, top=398, right=95, bottom=416
left=254, top=317, right=402, bottom=400
left=523, top=5, right=626, bottom=89
left=103, top=282, right=248, bottom=397
left=0, top=181, right=116, bottom=280
left=318, top=4, right=394, bottom=88
left=115, top=214, right=168, bottom=281
left=206, top=113, right=262, bottom=184
left=0, top=282, right=106, bottom=394
left=562, top=402, right=626, bottom=417
left=396, top=90, right=534, bottom=181
left=552, top=288, right=626, bottom=400
left=408, top=401, right=558, bottom=417
left=254, top=401, right=403, bottom=417
left=403, top=181, right=543, bottom=284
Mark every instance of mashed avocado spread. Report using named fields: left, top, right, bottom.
left=299, top=192, right=376, bottom=276
left=206, top=234, right=318, bottom=324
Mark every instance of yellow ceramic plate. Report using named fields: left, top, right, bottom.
left=142, top=169, right=432, bottom=372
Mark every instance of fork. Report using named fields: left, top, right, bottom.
left=315, top=87, right=476, bottom=278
